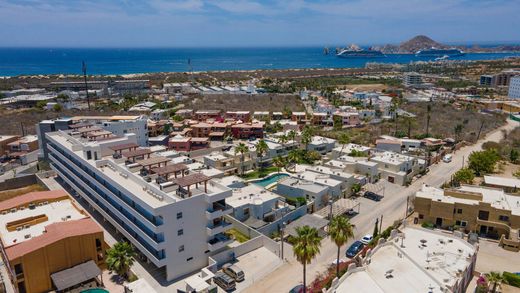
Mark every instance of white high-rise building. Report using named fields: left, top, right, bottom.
left=45, top=129, right=233, bottom=281
left=508, top=76, right=520, bottom=99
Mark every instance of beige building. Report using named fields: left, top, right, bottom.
left=414, top=184, right=520, bottom=251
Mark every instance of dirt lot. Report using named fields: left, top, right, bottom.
left=344, top=83, right=391, bottom=92
left=186, top=93, right=305, bottom=112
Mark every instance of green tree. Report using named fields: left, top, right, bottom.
left=301, top=127, right=313, bottom=151
left=278, top=134, right=288, bottom=145
left=287, top=130, right=297, bottom=142
left=351, top=183, right=361, bottom=195
left=425, top=103, right=432, bottom=137
left=337, top=133, right=350, bottom=156
left=454, top=124, right=464, bottom=142
left=287, top=150, right=301, bottom=171
left=453, top=168, right=475, bottom=185
left=56, top=93, right=70, bottom=101
left=272, top=156, right=286, bottom=173
left=329, top=216, right=354, bottom=277
left=468, top=149, right=500, bottom=176
left=510, top=149, right=519, bottom=163
left=333, top=116, right=343, bottom=131
left=486, top=271, right=508, bottom=293
left=373, top=218, right=379, bottom=238
left=292, top=226, right=322, bottom=293
left=306, top=150, right=322, bottom=164
left=106, top=242, right=136, bottom=278
left=256, top=139, right=269, bottom=169
left=234, top=143, right=249, bottom=176
left=53, top=103, right=63, bottom=112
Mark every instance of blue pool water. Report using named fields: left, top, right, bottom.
left=252, top=173, right=289, bottom=188
left=1, top=47, right=520, bottom=76
left=81, top=289, right=109, bottom=293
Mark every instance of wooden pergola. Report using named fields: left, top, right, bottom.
left=174, top=173, right=211, bottom=197
left=110, top=143, right=139, bottom=154
left=151, top=163, right=189, bottom=179
left=86, top=130, right=112, bottom=140
left=137, top=156, right=170, bottom=171
left=121, top=148, right=152, bottom=162
left=68, top=123, right=93, bottom=129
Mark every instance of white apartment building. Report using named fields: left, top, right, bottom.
left=296, top=171, right=343, bottom=198
left=403, top=72, right=423, bottom=87
left=45, top=130, right=234, bottom=282
left=509, top=76, right=520, bottom=99
left=326, top=155, right=379, bottom=183
left=370, top=151, right=425, bottom=185
left=276, top=177, right=329, bottom=210
left=248, top=138, right=298, bottom=164
left=308, top=136, right=336, bottom=155
left=305, top=165, right=357, bottom=195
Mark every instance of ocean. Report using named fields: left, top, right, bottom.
left=1, top=47, right=519, bottom=76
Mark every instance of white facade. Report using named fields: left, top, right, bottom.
left=308, top=136, right=336, bottom=155
left=45, top=130, right=234, bottom=282
left=276, top=176, right=329, bottom=209
left=509, top=76, right=520, bottom=99
left=370, top=151, right=425, bottom=185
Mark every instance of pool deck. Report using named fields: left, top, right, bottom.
left=247, top=172, right=291, bottom=189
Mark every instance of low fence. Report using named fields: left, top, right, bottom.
left=256, top=204, right=308, bottom=236
left=0, top=174, right=37, bottom=191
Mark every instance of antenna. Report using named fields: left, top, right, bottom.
left=82, top=61, right=91, bottom=110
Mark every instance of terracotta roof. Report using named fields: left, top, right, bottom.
left=5, top=218, right=102, bottom=260
left=0, top=190, right=68, bottom=212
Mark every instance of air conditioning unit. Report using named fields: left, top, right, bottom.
left=23, top=224, right=30, bottom=229
left=16, top=227, right=23, bottom=231
left=1, top=211, right=7, bottom=215
left=10, top=208, right=17, bottom=213
left=24, top=234, right=31, bottom=239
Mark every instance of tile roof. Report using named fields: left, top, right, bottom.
left=0, top=190, right=68, bottom=212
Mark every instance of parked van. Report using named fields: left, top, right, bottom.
left=213, top=272, right=236, bottom=291
left=222, top=263, right=245, bottom=282
left=442, top=154, right=452, bottom=163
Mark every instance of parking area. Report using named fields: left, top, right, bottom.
left=233, top=247, right=282, bottom=292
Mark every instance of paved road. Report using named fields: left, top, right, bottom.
left=244, top=119, right=519, bottom=293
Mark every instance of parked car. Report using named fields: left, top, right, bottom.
left=222, top=263, right=245, bottom=282
left=360, top=234, right=373, bottom=245
left=363, top=191, right=382, bottom=201
left=289, top=284, right=305, bottom=293
left=213, top=272, right=236, bottom=291
left=443, top=154, right=452, bottom=163
left=346, top=240, right=365, bottom=258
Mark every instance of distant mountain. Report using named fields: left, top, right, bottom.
left=398, top=35, right=446, bottom=53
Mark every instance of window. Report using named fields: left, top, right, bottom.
left=176, top=212, right=183, bottom=219
left=478, top=210, right=489, bottom=221
left=244, top=208, right=250, bottom=216
left=455, top=220, right=467, bottom=227
left=187, top=257, right=193, bottom=262
left=456, top=209, right=462, bottom=214
left=499, top=215, right=509, bottom=222
left=418, top=214, right=424, bottom=219
left=178, top=229, right=184, bottom=236
left=178, top=245, right=184, bottom=252
left=14, top=264, right=23, bottom=276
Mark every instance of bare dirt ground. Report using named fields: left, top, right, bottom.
left=186, top=93, right=305, bottom=112
left=343, top=83, right=390, bottom=91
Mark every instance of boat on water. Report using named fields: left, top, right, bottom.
left=416, top=47, right=465, bottom=57
left=434, top=55, right=450, bottom=61
left=336, top=44, right=385, bottom=58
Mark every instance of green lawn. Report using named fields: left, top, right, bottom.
left=240, top=166, right=280, bottom=180
left=225, top=228, right=250, bottom=243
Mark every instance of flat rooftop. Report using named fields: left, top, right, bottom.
left=306, top=166, right=355, bottom=180
left=296, top=171, right=342, bottom=187
left=371, top=151, right=415, bottom=165
left=0, top=197, right=86, bottom=247
left=278, top=177, right=328, bottom=194
left=227, top=184, right=281, bottom=208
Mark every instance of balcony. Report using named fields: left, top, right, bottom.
left=206, top=204, right=233, bottom=220
left=207, top=221, right=233, bottom=237
left=208, top=233, right=233, bottom=251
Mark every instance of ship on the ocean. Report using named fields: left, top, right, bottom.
left=336, top=44, right=385, bottom=58
left=415, top=47, right=465, bottom=57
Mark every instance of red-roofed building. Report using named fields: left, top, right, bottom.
left=0, top=190, right=105, bottom=293
left=231, top=122, right=264, bottom=139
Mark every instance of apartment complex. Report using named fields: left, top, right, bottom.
left=370, top=151, right=425, bottom=185
left=0, top=190, right=105, bottom=293
left=327, top=227, right=477, bottom=293
left=414, top=184, right=520, bottom=251
left=45, top=129, right=234, bottom=281
left=37, top=115, right=148, bottom=159
left=403, top=72, right=423, bottom=87
left=509, top=76, right=520, bottom=99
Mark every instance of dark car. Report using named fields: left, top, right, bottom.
left=289, top=284, right=305, bottom=293
left=346, top=240, right=365, bottom=258
left=363, top=191, right=382, bottom=201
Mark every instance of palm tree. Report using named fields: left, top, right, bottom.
left=287, top=130, right=297, bottom=143
left=329, top=216, right=354, bottom=277
left=256, top=139, right=269, bottom=170
left=486, top=271, right=508, bottom=293
left=401, top=115, right=416, bottom=138
left=287, top=150, right=300, bottom=171
left=278, top=134, right=289, bottom=145
left=337, top=133, right=350, bottom=156
left=293, top=226, right=322, bottom=293
left=234, top=143, right=249, bottom=176
left=273, top=156, right=286, bottom=173
left=454, top=124, right=464, bottom=142
left=106, top=242, right=136, bottom=279
left=301, top=127, right=313, bottom=151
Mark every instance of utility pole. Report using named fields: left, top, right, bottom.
left=379, top=214, right=383, bottom=232
left=405, top=196, right=409, bottom=218
left=82, top=61, right=91, bottom=110
left=476, top=120, right=485, bottom=142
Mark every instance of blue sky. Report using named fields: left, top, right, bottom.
left=0, top=0, right=519, bottom=47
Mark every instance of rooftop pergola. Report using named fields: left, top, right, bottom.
left=121, top=148, right=152, bottom=162
left=110, top=142, right=139, bottom=154
left=76, top=126, right=102, bottom=134
left=174, top=173, right=211, bottom=196
left=68, top=123, right=93, bottom=129
left=151, top=163, right=189, bottom=179
left=137, top=156, right=170, bottom=171
left=86, top=130, right=112, bottom=140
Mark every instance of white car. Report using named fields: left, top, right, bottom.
left=360, top=234, right=373, bottom=245
left=443, top=154, right=452, bottom=163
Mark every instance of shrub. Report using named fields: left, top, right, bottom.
left=468, top=149, right=500, bottom=176
left=503, top=272, right=520, bottom=288
left=421, top=221, right=435, bottom=229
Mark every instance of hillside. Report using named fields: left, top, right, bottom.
left=398, top=35, right=445, bottom=53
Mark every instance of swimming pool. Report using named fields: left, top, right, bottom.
left=81, top=289, right=109, bottom=293
left=251, top=173, right=289, bottom=188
